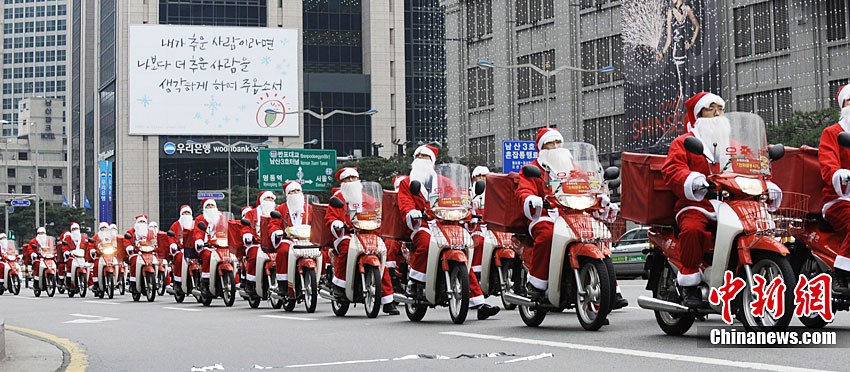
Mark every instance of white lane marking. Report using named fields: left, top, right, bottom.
left=65, top=313, right=118, bottom=324
left=10, top=296, right=41, bottom=300
left=163, top=307, right=201, bottom=312
left=619, top=284, right=647, bottom=287
left=69, top=313, right=103, bottom=318
left=287, top=359, right=390, bottom=368
left=83, top=300, right=120, bottom=305
left=260, top=315, right=316, bottom=321
left=441, top=332, right=832, bottom=372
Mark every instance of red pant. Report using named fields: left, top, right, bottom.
left=385, top=239, right=400, bottom=269
left=333, top=238, right=351, bottom=287
left=528, top=220, right=554, bottom=290
left=825, top=201, right=850, bottom=271
left=199, top=249, right=212, bottom=279
left=407, top=227, right=484, bottom=304
left=677, top=209, right=713, bottom=276
left=172, top=251, right=184, bottom=280
left=129, top=254, right=139, bottom=281
left=381, top=266, right=394, bottom=304
left=245, top=245, right=260, bottom=282
left=0, top=262, right=7, bottom=281
left=471, top=233, right=484, bottom=274
left=275, top=241, right=292, bottom=282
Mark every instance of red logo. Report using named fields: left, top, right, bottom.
left=794, top=273, right=834, bottom=323
left=708, top=271, right=746, bottom=325
left=749, top=274, right=786, bottom=319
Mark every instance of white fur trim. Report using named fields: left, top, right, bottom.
left=469, top=295, right=485, bottom=307
left=332, top=276, right=346, bottom=288
left=528, top=216, right=553, bottom=233
left=284, top=182, right=302, bottom=194
left=330, top=220, right=346, bottom=239
left=472, top=265, right=482, bottom=273
left=173, top=277, right=182, bottom=283
left=246, top=274, right=256, bottom=282
left=381, top=294, right=395, bottom=305
left=386, top=261, right=397, bottom=268
left=694, top=93, right=725, bottom=121
left=259, top=191, right=276, bottom=202
left=393, top=176, right=407, bottom=190
left=414, top=146, right=436, bottom=162
left=180, top=205, right=192, bottom=215
left=684, top=172, right=708, bottom=202
left=276, top=273, right=288, bottom=281
left=242, top=233, right=254, bottom=244
left=833, top=169, right=850, bottom=198
left=537, top=129, right=564, bottom=150
left=409, top=268, right=426, bottom=282
left=675, top=206, right=717, bottom=222
left=201, top=272, right=210, bottom=278
left=616, top=285, right=622, bottom=294
left=528, top=274, right=548, bottom=290
left=835, top=255, right=850, bottom=272
left=677, top=271, right=702, bottom=287
left=471, top=166, right=490, bottom=178
left=839, top=85, right=850, bottom=108
left=338, top=167, right=359, bottom=181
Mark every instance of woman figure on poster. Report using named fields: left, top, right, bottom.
left=656, top=0, right=701, bottom=107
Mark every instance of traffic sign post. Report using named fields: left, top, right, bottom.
left=197, top=191, right=227, bottom=200
left=502, top=140, right=538, bottom=174
left=258, top=149, right=337, bottom=192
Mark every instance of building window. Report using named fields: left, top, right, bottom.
left=38, top=169, right=46, bottom=178
left=21, top=185, right=30, bottom=194
left=53, top=169, right=62, bottom=179
left=583, top=115, right=624, bottom=154
left=736, top=88, right=793, bottom=126
left=7, top=168, right=15, bottom=178
left=734, top=0, right=789, bottom=58
left=466, top=0, right=492, bottom=40
left=18, top=152, right=27, bottom=160
left=7, top=185, right=14, bottom=193
left=516, top=0, right=554, bottom=27
left=53, top=185, right=62, bottom=195
left=581, top=36, right=623, bottom=87
left=469, top=135, right=496, bottom=166
left=517, top=50, right=555, bottom=99
left=467, top=67, right=494, bottom=109
left=827, top=0, right=849, bottom=42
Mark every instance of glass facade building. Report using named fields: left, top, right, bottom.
left=404, top=0, right=446, bottom=145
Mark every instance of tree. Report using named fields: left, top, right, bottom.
left=766, top=109, right=839, bottom=148
left=1, top=203, right=95, bottom=242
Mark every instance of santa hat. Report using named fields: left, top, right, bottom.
left=179, top=205, right=192, bottom=215
left=536, top=128, right=564, bottom=151
left=135, top=214, right=148, bottom=223
left=838, top=84, right=850, bottom=108
left=471, top=166, right=490, bottom=178
left=0, top=233, right=6, bottom=239
left=202, top=198, right=217, bottom=209
left=98, top=222, right=109, bottom=230
left=392, top=175, right=406, bottom=190
left=283, top=181, right=302, bottom=194
left=257, top=191, right=276, bottom=206
left=413, top=145, right=438, bottom=164
left=335, top=167, right=359, bottom=182
left=149, top=221, right=158, bottom=229
left=109, top=224, right=117, bottom=230
left=70, top=222, right=80, bottom=230
left=685, top=92, right=725, bottom=132
left=37, top=227, right=46, bottom=234
left=241, top=206, right=252, bottom=218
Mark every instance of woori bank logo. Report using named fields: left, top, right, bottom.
left=163, top=142, right=176, bottom=155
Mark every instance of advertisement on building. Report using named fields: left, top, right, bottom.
left=620, top=0, right=722, bottom=151
left=98, top=160, right=113, bottom=223
left=128, top=25, right=300, bottom=136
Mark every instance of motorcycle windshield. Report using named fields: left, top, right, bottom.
left=551, top=142, right=604, bottom=195
left=137, top=231, right=157, bottom=252
left=433, top=163, right=471, bottom=221
left=354, top=181, right=383, bottom=230
left=3, top=240, right=17, bottom=256
left=710, top=112, right=770, bottom=176
left=40, top=237, right=56, bottom=254
left=211, top=216, right=229, bottom=248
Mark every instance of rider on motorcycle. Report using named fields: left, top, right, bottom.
left=29, top=227, right=48, bottom=287
left=125, top=215, right=151, bottom=292
left=819, top=83, right=850, bottom=295
left=242, top=191, right=277, bottom=296
left=0, top=234, right=9, bottom=285
left=62, top=223, right=89, bottom=283
left=662, top=92, right=781, bottom=307
left=269, top=181, right=309, bottom=296
left=193, top=199, right=224, bottom=297
left=168, top=205, right=195, bottom=289
left=398, top=146, right=500, bottom=319
left=89, top=222, right=112, bottom=287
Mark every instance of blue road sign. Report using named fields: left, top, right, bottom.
left=10, top=199, right=31, bottom=207
left=197, top=191, right=226, bottom=200
left=502, top=140, right=538, bottom=174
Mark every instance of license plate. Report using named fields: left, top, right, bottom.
left=612, top=254, right=645, bottom=263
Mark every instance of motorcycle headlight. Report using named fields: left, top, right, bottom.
left=434, top=208, right=468, bottom=221
left=556, top=195, right=596, bottom=210
left=72, top=250, right=85, bottom=258
left=5, top=255, right=14, bottom=261
left=140, top=245, right=156, bottom=253
left=101, top=247, right=116, bottom=255
left=216, top=238, right=229, bottom=248
left=353, top=219, right=380, bottom=231
left=734, top=176, right=764, bottom=196
left=287, top=225, right=312, bottom=241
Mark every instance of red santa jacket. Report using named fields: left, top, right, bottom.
left=326, top=190, right=379, bottom=232
left=516, top=159, right=549, bottom=218
left=271, top=202, right=312, bottom=232
left=397, top=175, right=459, bottom=217
left=661, top=132, right=720, bottom=219
left=191, top=213, right=224, bottom=248
left=241, top=207, right=265, bottom=243
left=819, top=123, right=850, bottom=212
left=124, top=228, right=156, bottom=253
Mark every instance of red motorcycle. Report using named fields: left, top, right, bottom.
left=125, top=231, right=160, bottom=302
left=192, top=218, right=237, bottom=307
left=93, top=234, right=121, bottom=299
left=32, top=237, right=58, bottom=297
left=63, top=239, right=93, bottom=298
left=1, top=240, right=22, bottom=295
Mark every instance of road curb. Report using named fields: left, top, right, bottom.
left=5, top=324, right=88, bottom=372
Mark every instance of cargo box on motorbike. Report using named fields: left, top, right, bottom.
left=381, top=190, right=412, bottom=241
left=621, top=152, right=677, bottom=226
left=769, top=146, right=823, bottom=215
left=181, top=229, right=196, bottom=259
left=156, top=232, right=171, bottom=259
left=227, top=220, right=243, bottom=257
left=483, top=173, right=527, bottom=234
left=260, top=216, right=272, bottom=250
left=116, top=236, right=128, bottom=262
left=310, top=203, right=334, bottom=247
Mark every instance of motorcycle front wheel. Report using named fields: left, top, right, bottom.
left=736, top=251, right=795, bottom=332
left=106, top=272, right=115, bottom=300
left=157, top=271, right=167, bottom=296
left=78, top=273, right=88, bottom=298
left=10, top=275, right=20, bottom=295
left=119, top=274, right=126, bottom=296
left=46, top=274, right=56, bottom=297
left=363, top=266, right=381, bottom=319
left=575, top=258, right=611, bottom=331
left=221, top=271, right=236, bottom=307
left=304, top=268, right=318, bottom=314
left=448, top=262, right=470, bottom=324
left=145, top=271, right=157, bottom=302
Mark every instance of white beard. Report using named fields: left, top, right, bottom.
left=134, top=223, right=149, bottom=238
left=286, top=193, right=305, bottom=216
left=341, top=181, right=364, bottom=212
left=36, top=235, right=47, bottom=247
left=538, top=148, right=574, bottom=180
left=0, top=239, right=7, bottom=251
left=693, top=116, right=732, bottom=162
left=841, top=106, right=850, bottom=131
left=98, top=231, right=110, bottom=240
left=410, top=158, right=436, bottom=190
left=260, top=200, right=276, bottom=217
left=70, top=231, right=81, bottom=245
left=179, top=215, right=194, bottom=230
left=203, top=209, right=221, bottom=227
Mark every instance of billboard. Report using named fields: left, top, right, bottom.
left=98, top=160, right=114, bottom=224
left=128, top=25, right=300, bottom=136
left=258, top=149, right=337, bottom=192
left=621, top=0, right=721, bottom=151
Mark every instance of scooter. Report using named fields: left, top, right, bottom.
left=237, top=218, right=282, bottom=309
left=497, top=144, right=619, bottom=331
left=319, top=181, right=386, bottom=318
left=64, top=239, right=93, bottom=298
left=392, top=164, right=476, bottom=324
left=32, top=237, right=58, bottom=297
left=478, top=227, right=520, bottom=310
left=191, top=218, right=237, bottom=307
left=636, top=112, right=796, bottom=334
left=267, top=215, right=323, bottom=312
left=0, top=240, right=21, bottom=295
left=125, top=232, right=160, bottom=302
left=93, top=236, right=120, bottom=299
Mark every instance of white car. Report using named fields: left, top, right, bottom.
left=611, top=227, right=649, bottom=279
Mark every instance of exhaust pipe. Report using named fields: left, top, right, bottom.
left=238, top=290, right=250, bottom=300
left=318, top=288, right=334, bottom=301
left=166, top=287, right=176, bottom=295
left=503, top=292, right=536, bottom=307
left=393, top=293, right=414, bottom=305
left=637, top=295, right=690, bottom=314
left=191, top=289, right=202, bottom=297
left=270, top=292, right=285, bottom=301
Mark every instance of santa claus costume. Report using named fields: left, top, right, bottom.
left=820, top=84, right=850, bottom=294
left=242, top=191, right=277, bottom=294
left=89, top=222, right=113, bottom=286
left=266, top=181, right=309, bottom=296
left=167, top=205, right=194, bottom=286
left=192, top=199, right=224, bottom=294
left=125, top=214, right=154, bottom=289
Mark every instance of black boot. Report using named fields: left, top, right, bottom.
left=201, top=278, right=212, bottom=297
left=246, top=281, right=257, bottom=297
left=383, top=302, right=400, bottom=315
left=613, top=292, right=629, bottom=310
left=681, top=286, right=702, bottom=308
left=832, top=269, right=850, bottom=297
left=406, top=279, right=424, bottom=298
left=525, top=282, right=545, bottom=300
left=276, top=280, right=289, bottom=296
left=474, top=303, right=501, bottom=320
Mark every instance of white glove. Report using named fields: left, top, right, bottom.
left=169, top=243, right=179, bottom=255
left=90, top=249, right=97, bottom=260
left=242, top=233, right=254, bottom=245
left=271, top=230, right=284, bottom=247
left=31, top=252, right=38, bottom=262
left=766, top=181, right=782, bottom=212
left=832, top=169, right=850, bottom=197
left=63, top=251, right=70, bottom=260
left=684, top=172, right=710, bottom=202
left=125, top=246, right=134, bottom=256
left=331, top=220, right=346, bottom=239
left=194, top=239, right=204, bottom=252
left=523, top=195, right=544, bottom=220
left=405, top=210, right=423, bottom=230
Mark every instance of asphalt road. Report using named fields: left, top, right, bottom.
left=2, top=279, right=848, bottom=372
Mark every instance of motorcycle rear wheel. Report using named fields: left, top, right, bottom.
left=157, top=271, right=167, bottom=296
left=796, top=255, right=830, bottom=329
left=518, top=268, right=547, bottom=327
left=448, top=262, right=470, bottom=324
left=653, top=263, right=695, bottom=336
left=46, top=275, right=56, bottom=297
left=332, top=297, right=349, bottom=317
left=269, top=275, right=283, bottom=309
left=304, top=268, right=318, bottom=314
left=222, top=271, right=236, bottom=307
left=363, top=266, right=381, bottom=319
left=405, top=302, right=427, bottom=322
left=499, top=261, right=517, bottom=311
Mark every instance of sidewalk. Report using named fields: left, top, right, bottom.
left=1, top=329, right=65, bottom=372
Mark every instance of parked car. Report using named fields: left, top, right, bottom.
left=611, top=227, right=649, bottom=279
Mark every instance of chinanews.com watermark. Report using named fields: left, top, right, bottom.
left=697, top=327, right=846, bottom=348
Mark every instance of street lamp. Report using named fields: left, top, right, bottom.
left=477, top=58, right=616, bottom=129
left=285, top=139, right=318, bottom=148
left=290, top=109, right=378, bottom=150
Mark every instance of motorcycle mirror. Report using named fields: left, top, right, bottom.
left=270, top=210, right=282, bottom=219
left=603, top=166, right=620, bottom=181
left=839, top=132, right=850, bottom=149
left=683, top=136, right=704, bottom=156
left=329, top=197, right=345, bottom=209
left=196, top=222, right=207, bottom=231
left=409, top=180, right=421, bottom=196
left=167, top=230, right=176, bottom=237
left=521, top=165, right=542, bottom=178
left=768, top=144, right=785, bottom=161
left=87, top=238, right=95, bottom=243
left=474, top=180, right=486, bottom=196
left=240, top=218, right=251, bottom=227
left=607, top=179, right=621, bottom=190
left=123, top=233, right=132, bottom=240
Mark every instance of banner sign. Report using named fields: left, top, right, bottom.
left=258, top=149, right=337, bottom=192
left=502, top=140, right=538, bottom=174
